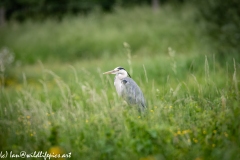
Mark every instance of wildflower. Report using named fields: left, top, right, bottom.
left=212, top=144, right=216, bottom=148
left=193, top=138, right=198, bottom=143
left=86, top=119, right=88, bottom=123
left=182, top=130, right=191, bottom=134
left=49, top=146, right=63, bottom=154
left=224, top=132, right=228, bottom=137
left=48, top=146, right=64, bottom=160
left=150, top=110, right=154, bottom=113
left=26, top=116, right=30, bottom=119
left=138, top=116, right=141, bottom=119
left=177, top=130, right=181, bottom=135
left=203, top=130, right=206, bottom=134
left=169, top=106, right=172, bottom=109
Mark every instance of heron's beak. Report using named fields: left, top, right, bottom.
left=103, top=70, right=116, bottom=74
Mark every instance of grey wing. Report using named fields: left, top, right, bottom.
left=121, top=77, right=146, bottom=111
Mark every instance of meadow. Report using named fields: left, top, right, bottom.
left=0, top=4, right=240, bottom=160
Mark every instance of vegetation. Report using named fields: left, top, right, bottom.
left=1, top=0, right=183, bottom=21
left=0, top=4, right=240, bottom=160
left=0, top=6, right=208, bottom=64
left=196, top=0, right=240, bottom=57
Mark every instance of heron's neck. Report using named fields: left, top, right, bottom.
left=116, top=72, right=128, bottom=80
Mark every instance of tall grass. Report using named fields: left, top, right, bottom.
left=0, top=4, right=239, bottom=160
left=1, top=51, right=239, bottom=159
left=0, top=5, right=210, bottom=64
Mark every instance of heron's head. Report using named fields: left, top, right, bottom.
left=103, top=66, right=131, bottom=78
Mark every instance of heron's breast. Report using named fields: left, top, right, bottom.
left=114, top=78, right=123, bottom=96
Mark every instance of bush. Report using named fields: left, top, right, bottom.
left=1, top=0, right=190, bottom=21
left=196, top=0, right=240, bottom=58
left=1, top=0, right=147, bottom=21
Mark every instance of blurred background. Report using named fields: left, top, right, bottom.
left=0, top=0, right=239, bottom=65
left=0, top=1, right=240, bottom=159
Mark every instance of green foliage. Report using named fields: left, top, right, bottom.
left=0, top=4, right=239, bottom=160
left=196, top=0, right=240, bottom=57
left=0, top=53, right=239, bottom=159
left=1, top=0, right=189, bottom=21
left=2, top=0, right=151, bottom=21
left=0, top=5, right=209, bottom=64
left=2, top=0, right=108, bottom=21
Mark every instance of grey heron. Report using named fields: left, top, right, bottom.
left=103, top=67, right=146, bottom=112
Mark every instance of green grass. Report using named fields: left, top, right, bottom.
left=0, top=4, right=240, bottom=160
left=0, top=4, right=210, bottom=64
left=1, top=54, right=240, bottom=160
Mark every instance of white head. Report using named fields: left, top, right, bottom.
left=103, top=66, right=131, bottom=79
